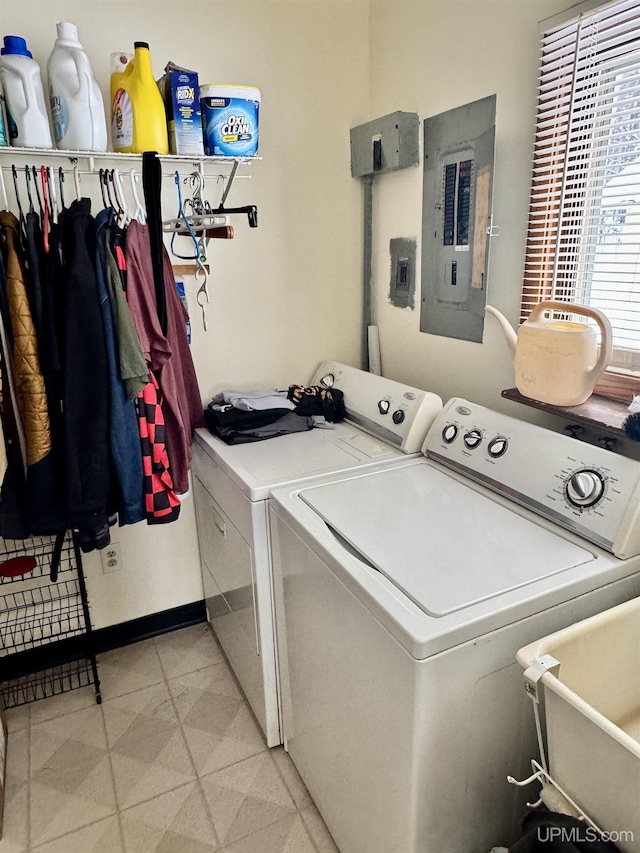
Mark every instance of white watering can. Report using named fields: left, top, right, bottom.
left=485, top=301, right=612, bottom=406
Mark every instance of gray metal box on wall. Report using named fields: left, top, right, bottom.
left=350, top=112, right=420, bottom=177
left=420, top=95, right=496, bottom=343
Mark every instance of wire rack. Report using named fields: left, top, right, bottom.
left=0, top=532, right=101, bottom=708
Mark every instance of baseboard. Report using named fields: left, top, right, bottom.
left=92, top=600, right=207, bottom=653
left=0, top=600, right=207, bottom=683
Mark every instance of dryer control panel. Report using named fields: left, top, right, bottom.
left=309, top=361, right=443, bottom=454
left=424, top=398, right=640, bottom=559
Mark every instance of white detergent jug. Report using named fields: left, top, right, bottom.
left=0, top=35, right=52, bottom=148
left=47, top=22, right=107, bottom=152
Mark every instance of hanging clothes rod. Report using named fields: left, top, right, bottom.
left=0, top=164, right=250, bottom=182
left=0, top=147, right=259, bottom=164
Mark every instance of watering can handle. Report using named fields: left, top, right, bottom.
left=531, top=301, right=613, bottom=378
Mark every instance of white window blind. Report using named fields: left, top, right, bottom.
left=522, top=0, right=640, bottom=372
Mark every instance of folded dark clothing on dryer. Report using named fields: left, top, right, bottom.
left=204, top=405, right=314, bottom=445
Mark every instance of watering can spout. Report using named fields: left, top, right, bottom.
left=485, top=305, right=517, bottom=359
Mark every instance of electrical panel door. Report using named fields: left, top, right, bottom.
left=420, top=95, right=496, bottom=343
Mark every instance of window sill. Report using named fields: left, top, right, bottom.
left=501, top=388, right=630, bottom=436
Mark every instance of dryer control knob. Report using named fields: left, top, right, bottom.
left=566, top=469, right=605, bottom=508
left=378, top=400, right=390, bottom=415
left=392, top=409, right=405, bottom=424
left=320, top=373, right=334, bottom=388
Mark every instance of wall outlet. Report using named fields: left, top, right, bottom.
left=101, top=542, right=123, bottom=573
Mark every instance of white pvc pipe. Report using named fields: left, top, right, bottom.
left=368, top=325, right=382, bottom=375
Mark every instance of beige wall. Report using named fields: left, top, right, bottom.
left=0, top=0, right=369, bottom=627
left=367, top=0, right=573, bottom=413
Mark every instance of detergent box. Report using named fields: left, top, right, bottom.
left=157, top=65, right=204, bottom=156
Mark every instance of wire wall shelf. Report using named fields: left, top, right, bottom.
left=0, top=531, right=101, bottom=709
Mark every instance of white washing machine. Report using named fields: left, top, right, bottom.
left=269, top=397, right=640, bottom=853
left=192, top=361, right=442, bottom=746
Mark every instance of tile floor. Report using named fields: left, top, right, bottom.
left=0, top=623, right=339, bottom=853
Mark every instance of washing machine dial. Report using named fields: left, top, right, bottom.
left=378, top=400, right=390, bottom=415
left=463, top=428, right=483, bottom=449
left=392, top=409, right=406, bottom=425
left=565, top=469, right=606, bottom=508
left=488, top=436, right=508, bottom=458
left=320, top=373, right=334, bottom=388
left=442, top=423, right=458, bottom=443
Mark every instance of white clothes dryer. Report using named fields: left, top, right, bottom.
left=192, top=361, right=442, bottom=746
left=270, top=397, right=640, bottom=852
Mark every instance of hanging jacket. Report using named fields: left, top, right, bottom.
left=0, top=210, right=63, bottom=534
left=94, top=208, right=145, bottom=526
left=58, top=198, right=111, bottom=533
left=0, top=211, right=51, bottom=469
left=125, top=221, right=204, bottom=495
left=138, top=371, right=180, bottom=524
left=0, top=246, right=29, bottom=539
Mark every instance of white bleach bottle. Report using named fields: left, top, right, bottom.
left=0, top=35, right=52, bottom=148
left=47, top=22, right=107, bottom=151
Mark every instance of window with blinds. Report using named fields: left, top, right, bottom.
left=522, top=0, right=640, bottom=385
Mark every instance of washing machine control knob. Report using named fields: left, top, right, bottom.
left=378, top=400, right=390, bottom=415
left=319, top=373, right=334, bottom=389
left=566, top=469, right=606, bottom=508
left=442, top=424, right=458, bottom=443
left=463, top=429, right=483, bottom=449
left=488, top=436, right=508, bottom=458
left=392, top=409, right=405, bottom=424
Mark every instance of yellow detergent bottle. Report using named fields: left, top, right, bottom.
left=111, top=41, right=168, bottom=154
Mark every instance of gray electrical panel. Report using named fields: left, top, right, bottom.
left=420, top=95, right=496, bottom=343
left=350, top=112, right=420, bottom=178
left=389, top=237, right=417, bottom=309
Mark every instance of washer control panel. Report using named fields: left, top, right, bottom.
left=424, top=398, right=640, bottom=557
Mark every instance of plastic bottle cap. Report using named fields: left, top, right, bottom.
left=134, top=41, right=149, bottom=49
left=1, top=36, right=33, bottom=58
left=56, top=22, right=80, bottom=42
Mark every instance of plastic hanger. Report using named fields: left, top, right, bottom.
left=169, top=171, right=199, bottom=260
left=107, top=169, right=126, bottom=225
left=46, top=166, right=59, bottom=224
left=98, top=168, right=110, bottom=209
left=58, top=167, right=66, bottom=210
left=163, top=170, right=228, bottom=236
left=24, top=165, right=35, bottom=214
left=31, top=166, right=45, bottom=223
left=113, top=169, right=131, bottom=226
left=0, top=168, right=8, bottom=210
left=38, top=166, right=51, bottom=252
left=73, top=165, right=81, bottom=200
left=11, top=166, right=24, bottom=217
left=129, top=169, right=146, bottom=224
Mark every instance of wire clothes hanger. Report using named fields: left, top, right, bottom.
left=168, top=171, right=210, bottom=332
